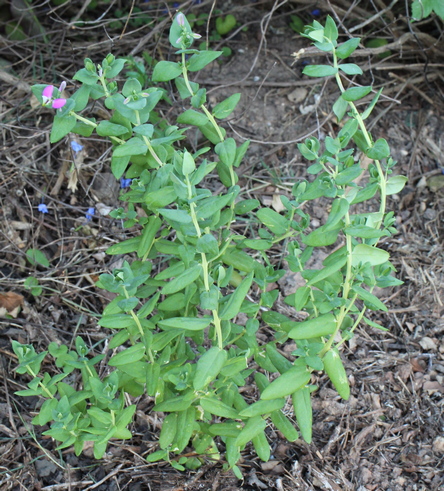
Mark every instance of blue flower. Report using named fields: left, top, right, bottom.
left=71, top=141, right=83, bottom=153
left=38, top=203, right=48, bottom=213
left=311, top=9, right=321, bottom=16
left=120, top=177, right=132, bottom=189
left=85, top=207, right=95, bottom=221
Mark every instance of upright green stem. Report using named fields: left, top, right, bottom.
left=134, top=111, right=164, bottom=167
left=186, top=175, right=223, bottom=349
left=332, top=50, right=387, bottom=228
left=181, top=52, right=225, bottom=143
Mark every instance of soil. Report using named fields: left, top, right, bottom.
left=1, top=1, right=444, bottom=490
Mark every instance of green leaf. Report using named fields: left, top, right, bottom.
left=152, top=61, right=182, bottom=82
left=193, top=347, right=227, bottom=390
left=338, top=118, right=359, bottom=148
left=209, top=422, right=242, bottom=438
left=97, top=121, right=129, bottom=137
left=323, top=348, right=350, bottom=399
left=191, top=88, right=207, bottom=109
left=302, top=226, right=340, bottom=247
left=212, top=93, right=241, bottom=119
left=291, top=387, right=312, bottom=443
left=159, top=413, right=177, bottom=449
left=341, top=86, right=372, bottom=102
left=305, top=256, right=347, bottom=286
left=215, top=138, right=237, bottom=167
left=113, top=137, right=147, bottom=157
left=256, top=208, right=288, bottom=235
left=133, top=124, right=154, bottom=138
left=161, top=263, right=202, bottom=295
left=157, top=317, right=211, bottom=331
left=363, top=316, right=388, bottom=331
left=336, top=165, right=363, bottom=186
left=196, top=234, right=219, bottom=256
left=239, top=398, right=285, bottom=418
left=105, top=58, right=126, bottom=78
left=106, top=236, right=140, bottom=255
left=111, top=155, right=130, bottom=180
left=270, top=409, right=299, bottom=442
left=332, top=95, right=348, bottom=122
left=252, top=431, right=270, bottom=462
left=196, top=194, right=234, bottom=219
left=324, top=198, right=349, bottom=231
left=243, top=239, right=273, bottom=251
left=302, top=65, right=338, bottom=77
left=200, top=397, right=239, bottom=419
left=99, top=314, right=135, bottom=328
left=145, top=187, right=177, bottom=209
left=219, top=272, right=254, bottom=320
left=261, top=366, right=311, bottom=400
left=117, top=297, right=139, bottom=311
left=352, top=285, right=387, bottom=311
left=158, top=208, right=192, bottom=224
left=361, top=88, right=383, bottom=120
left=26, top=249, right=49, bottom=268
left=108, top=343, right=145, bottom=366
left=339, top=63, right=363, bottom=75
left=286, top=314, right=337, bottom=340
left=177, top=109, right=209, bottom=126
left=198, top=121, right=226, bottom=144
left=50, top=114, right=77, bottom=143
left=73, top=68, right=99, bottom=85
left=71, top=84, right=91, bottom=111
left=336, top=38, right=361, bottom=59
left=216, top=14, right=237, bottom=35
left=344, top=224, right=385, bottom=239
left=352, top=244, right=389, bottom=266
left=234, top=416, right=267, bottom=448
left=154, top=392, right=194, bottom=412
left=138, top=216, right=162, bottom=258
left=175, top=77, right=199, bottom=99
left=324, top=15, right=338, bottom=42
left=366, top=138, right=390, bottom=160
left=188, top=51, right=223, bottom=71
left=234, top=199, right=260, bottom=215
left=386, top=175, right=407, bottom=195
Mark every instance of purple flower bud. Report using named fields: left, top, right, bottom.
left=38, top=203, right=48, bottom=213
left=176, top=13, right=185, bottom=26
left=59, top=81, right=67, bottom=93
left=52, top=98, right=67, bottom=109
left=192, top=32, right=202, bottom=39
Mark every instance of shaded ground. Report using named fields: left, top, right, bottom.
left=1, top=1, right=444, bottom=489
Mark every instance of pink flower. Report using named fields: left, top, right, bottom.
left=52, top=98, right=67, bottom=109
left=42, top=85, right=55, bottom=104
left=41, top=83, right=67, bottom=109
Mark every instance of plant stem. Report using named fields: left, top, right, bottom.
left=181, top=53, right=225, bottom=143
left=186, top=175, right=223, bottom=349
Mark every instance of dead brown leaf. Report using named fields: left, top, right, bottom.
left=0, top=292, right=24, bottom=318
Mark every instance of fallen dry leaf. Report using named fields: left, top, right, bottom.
left=0, top=291, right=24, bottom=318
